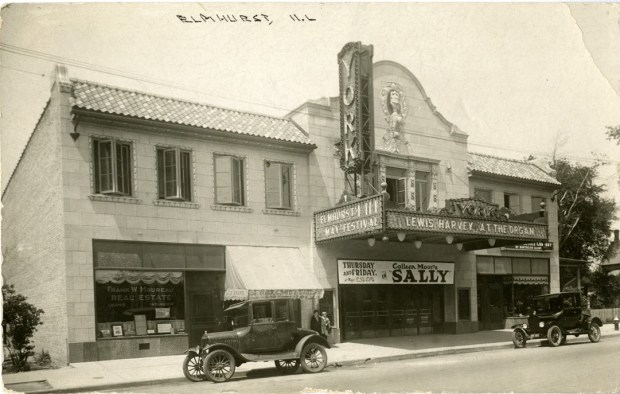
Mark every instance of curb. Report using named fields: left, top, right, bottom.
left=22, top=333, right=620, bottom=393
left=30, top=342, right=525, bottom=393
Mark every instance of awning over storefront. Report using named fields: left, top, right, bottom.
left=95, top=270, right=184, bottom=284
left=224, top=246, right=324, bottom=301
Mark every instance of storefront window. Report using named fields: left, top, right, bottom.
left=494, top=258, right=512, bottom=274
left=531, top=259, right=549, bottom=275
left=477, top=256, right=550, bottom=319
left=513, top=258, right=531, bottom=274
left=93, top=240, right=226, bottom=341
left=476, top=256, right=494, bottom=274
left=95, top=270, right=185, bottom=337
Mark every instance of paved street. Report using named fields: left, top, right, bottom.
left=102, top=335, right=620, bottom=393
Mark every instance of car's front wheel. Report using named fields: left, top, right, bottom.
left=300, top=343, right=327, bottom=373
left=275, top=359, right=300, bottom=374
left=547, top=325, right=563, bottom=347
left=588, top=323, right=601, bottom=343
left=182, top=353, right=206, bottom=382
left=203, top=350, right=236, bottom=383
left=512, top=330, right=527, bottom=348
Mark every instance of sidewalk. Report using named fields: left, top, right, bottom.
left=4, top=325, right=620, bottom=393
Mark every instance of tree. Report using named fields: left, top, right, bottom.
left=553, top=159, right=616, bottom=262
left=606, top=125, right=620, bottom=144
left=587, top=267, right=620, bottom=308
left=2, top=284, right=45, bottom=371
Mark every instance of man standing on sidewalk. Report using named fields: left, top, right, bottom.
left=321, top=311, right=332, bottom=339
left=310, top=309, right=323, bottom=337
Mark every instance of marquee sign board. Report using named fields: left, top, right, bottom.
left=338, top=259, right=455, bottom=285
left=386, top=210, right=548, bottom=240
left=337, top=42, right=374, bottom=174
left=314, top=194, right=384, bottom=243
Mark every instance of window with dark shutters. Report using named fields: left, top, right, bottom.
left=215, top=155, right=245, bottom=206
left=265, top=161, right=293, bottom=209
left=93, top=138, right=132, bottom=196
left=157, top=147, right=192, bottom=201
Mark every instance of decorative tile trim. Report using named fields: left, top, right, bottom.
left=88, top=194, right=142, bottom=204
left=211, top=204, right=253, bottom=213
left=154, top=199, right=200, bottom=209
left=262, top=208, right=301, bottom=217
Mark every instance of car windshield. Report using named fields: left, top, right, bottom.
left=225, top=304, right=250, bottom=329
left=532, top=295, right=562, bottom=314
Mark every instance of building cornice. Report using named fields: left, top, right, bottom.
left=72, top=109, right=317, bottom=154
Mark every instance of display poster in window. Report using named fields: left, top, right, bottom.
left=134, top=314, right=147, bottom=336
left=338, top=259, right=454, bottom=285
left=96, top=279, right=184, bottom=323
left=155, top=308, right=170, bottom=319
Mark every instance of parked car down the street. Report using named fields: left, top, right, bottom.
left=511, top=291, right=603, bottom=348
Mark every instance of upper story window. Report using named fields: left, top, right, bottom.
left=474, top=188, right=493, bottom=202
left=531, top=196, right=546, bottom=213
left=415, top=171, right=430, bottom=212
left=504, top=193, right=521, bottom=214
left=265, top=161, right=293, bottom=209
left=93, top=138, right=132, bottom=196
left=214, top=155, right=245, bottom=206
left=157, top=147, right=192, bottom=201
left=386, top=167, right=406, bottom=208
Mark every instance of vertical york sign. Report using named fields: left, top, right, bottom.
left=338, top=42, right=361, bottom=172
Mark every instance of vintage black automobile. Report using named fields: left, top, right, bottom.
left=511, top=291, right=603, bottom=348
left=182, top=298, right=330, bottom=383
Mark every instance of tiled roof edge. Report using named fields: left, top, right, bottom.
left=469, top=151, right=530, bottom=164
left=468, top=151, right=561, bottom=185
left=70, top=78, right=300, bottom=126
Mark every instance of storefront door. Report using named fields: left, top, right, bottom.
left=477, top=276, right=505, bottom=330
left=186, top=272, right=225, bottom=345
left=340, top=285, right=440, bottom=340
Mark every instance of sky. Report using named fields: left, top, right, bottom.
left=1, top=2, right=619, bottom=228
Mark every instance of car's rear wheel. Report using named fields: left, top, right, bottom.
left=547, top=325, right=563, bottom=347
left=588, top=323, right=601, bottom=343
left=512, top=330, right=527, bottom=348
left=183, top=353, right=206, bottom=382
left=275, top=359, right=300, bottom=374
left=203, top=350, right=236, bottom=383
left=300, top=343, right=327, bottom=373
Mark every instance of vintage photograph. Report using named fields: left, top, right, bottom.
left=1, top=3, right=619, bottom=393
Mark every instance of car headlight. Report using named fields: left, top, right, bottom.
left=539, top=322, right=545, bottom=328
left=522, top=323, right=528, bottom=329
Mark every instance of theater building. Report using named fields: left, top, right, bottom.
left=289, top=42, right=560, bottom=339
left=1, top=43, right=560, bottom=363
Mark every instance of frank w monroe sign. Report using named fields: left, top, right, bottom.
left=338, top=259, right=454, bottom=285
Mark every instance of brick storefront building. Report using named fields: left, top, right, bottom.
left=2, top=44, right=560, bottom=364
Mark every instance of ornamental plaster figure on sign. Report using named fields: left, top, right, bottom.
left=380, top=82, right=410, bottom=154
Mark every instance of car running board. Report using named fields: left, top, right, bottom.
left=241, top=351, right=298, bottom=362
